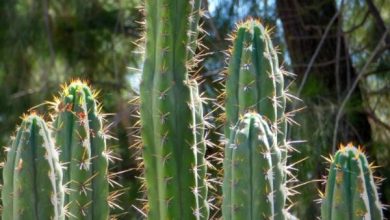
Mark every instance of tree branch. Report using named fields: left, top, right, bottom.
left=366, top=109, right=390, bottom=132
left=332, top=27, right=390, bottom=152
left=296, top=5, right=341, bottom=97
left=343, top=10, right=370, bottom=34
left=365, top=0, right=390, bottom=45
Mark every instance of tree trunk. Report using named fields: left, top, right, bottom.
left=277, top=0, right=371, bottom=143
left=276, top=0, right=372, bottom=217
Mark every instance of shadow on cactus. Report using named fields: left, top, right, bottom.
left=2, top=113, right=64, bottom=220
left=321, top=143, right=384, bottom=220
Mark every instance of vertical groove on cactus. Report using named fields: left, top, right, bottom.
left=321, top=144, right=383, bottom=220
left=2, top=114, right=64, bottom=220
left=223, top=19, right=288, bottom=220
left=140, top=0, right=208, bottom=219
left=222, top=112, right=286, bottom=220
left=53, top=80, right=109, bottom=220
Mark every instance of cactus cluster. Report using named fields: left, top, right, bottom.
left=139, top=0, right=208, bottom=219
left=2, top=81, right=112, bottom=220
left=321, top=144, right=383, bottom=220
left=1, top=3, right=385, bottom=220
left=2, top=114, right=64, bottom=220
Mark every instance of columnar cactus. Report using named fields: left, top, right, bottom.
left=140, top=0, right=209, bottom=219
left=321, top=144, right=383, bottom=220
left=223, top=19, right=288, bottom=219
left=2, top=114, right=64, bottom=220
left=222, top=112, right=286, bottom=220
left=225, top=18, right=287, bottom=155
left=52, top=81, right=109, bottom=219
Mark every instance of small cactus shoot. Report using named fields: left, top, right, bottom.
left=2, top=114, right=64, bottom=220
left=222, top=112, right=286, bottom=220
left=53, top=80, right=109, bottom=219
left=321, top=144, right=383, bottom=220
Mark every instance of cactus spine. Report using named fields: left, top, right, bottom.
left=53, top=81, right=109, bottom=219
left=321, top=144, right=383, bottom=220
left=2, top=114, right=64, bottom=220
left=223, top=19, right=288, bottom=219
left=140, top=0, right=208, bottom=219
left=222, top=112, right=285, bottom=220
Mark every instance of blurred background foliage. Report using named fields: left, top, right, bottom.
left=0, top=0, right=388, bottom=219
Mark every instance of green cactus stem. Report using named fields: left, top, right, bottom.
left=222, top=112, right=286, bottom=220
left=2, top=114, right=64, bottom=220
left=321, top=144, right=383, bottom=220
left=139, top=0, right=209, bottom=219
left=224, top=19, right=288, bottom=219
left=53, top=80, right=109, bottom=220
left=224, top=19, right=288, bottom=185
left=224, top=19, right=286, bottom=148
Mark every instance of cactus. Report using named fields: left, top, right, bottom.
left=139, top=0, right=209, bottom=219
left=2, top=114, right=64, bottom=220
left=223, top=19, right=288, bottom=219
left=224, top=18, right=288, bottom=171
left=222, top=112, right=286, bottom=220
left=225, top=19, right=286, bottom=136
left=52, top=80, right=109, bottom=219
left=321, top=144, right=383, bottom=220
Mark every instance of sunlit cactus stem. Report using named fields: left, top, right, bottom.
left=140, top=0, right=209, bottom=219
left=321, top=144, right=383, bottom=220
left=222, top=112, right=286, bottom=220
left=2, top=114, right=64, bottom=220
left=53, top=80, right=109, bottom=220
